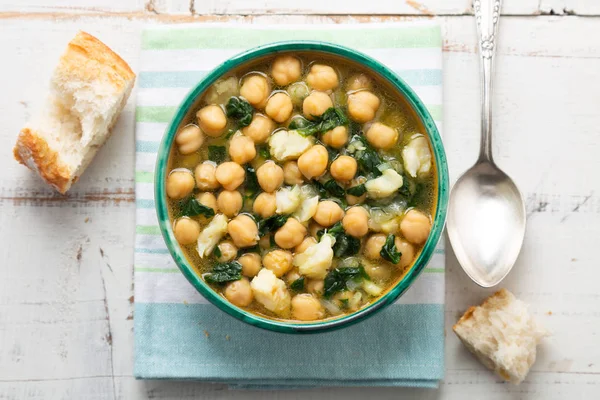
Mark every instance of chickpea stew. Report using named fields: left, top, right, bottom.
left=165, top=52, right=437, bottom=322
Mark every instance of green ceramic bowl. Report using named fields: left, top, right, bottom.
left=155, top=41, right=449, bottom=334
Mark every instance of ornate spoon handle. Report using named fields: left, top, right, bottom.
left=473, top=0, right=501, bottom=162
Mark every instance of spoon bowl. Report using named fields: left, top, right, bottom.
left=448, top=161, right=526, bottom=287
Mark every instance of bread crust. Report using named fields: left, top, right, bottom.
left=14, top=128, right=72, bottom=194
left=13, top=31, right=135, bottom=193
left=453, top=288, right=509, bottom=331
left=62, top=31, right=135, bottom=89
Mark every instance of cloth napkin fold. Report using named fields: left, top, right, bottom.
left=134, top=22, right=445, bottom=389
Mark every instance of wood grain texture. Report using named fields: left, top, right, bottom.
left=0, top=8, right=599, bottom=400
left=2, top=0, right=600, bottom=16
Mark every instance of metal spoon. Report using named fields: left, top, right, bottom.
left=447, top=0, right=526, bottom=287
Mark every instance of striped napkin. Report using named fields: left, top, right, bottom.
left=134, top=23, right=445, bottom=388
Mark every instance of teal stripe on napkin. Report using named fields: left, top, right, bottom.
left=135, top=303, right=444, bottom=384
left=134, top=23, right=445, bottom=388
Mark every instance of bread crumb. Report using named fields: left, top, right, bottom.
left=453, top=289, right=549, bottom=384
left=226, top=335, right=230, bottom=341
left=204, top=330, right=209, bottom=337
left=547, top=311, right=552, bottom=316
left=183, top=300, right=188, bottom=305
left=84, top=217, right=90, bottom=223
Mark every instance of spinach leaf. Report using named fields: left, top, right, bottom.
left=346, top=184, right=366, bottom=197
left=322, top=222, right=360, bottom=258
left=208, top=145, right=226, bottom=163
left=325, top=146, right=339, bottom=163
left=213, top=245, right=222, bottom=259
left=323, top=179, right=345, bottom=197
left=349, top=135, right=382, bottom=177
left=224, top=128, right=237, bottom=139
left=257, top=145, right=270, bottom=159
left=180, top=197, right=215, bottom=218
left=290, top=277, right=305, bottom=292
left=313, top=180, right=345, bottom=199
left=323, top=266, right=369, bottom=298
left=204, top=261, right=242, bottom=284
left=348, top=121, right=362, bottom=136
left=333, top=234, right=361, bottom=258
left=225, top=96, right=253, bottom=127
left=380, top=234, right=402, bottom=264
left=289, top=116, right=311, bottom=130
left=258, top=214, right=290, bottom=236
left=296, top=107, right=348, bottom=137
left=244, top=165, right=260, bottom=194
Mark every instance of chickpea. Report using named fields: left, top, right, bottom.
left=306, top=279, right=324, bottom=295
left=400, top=209, right=432, bottom=245
left=342, top=206, right=369, bottom=238
left=272, top=55, right=302, bottom=86
left=287, top=82, right=310, bottom=106
left=256, top=161, right=284, bottom=193
left=274, top=218, right=307, bottom=249
left=166, top=170, right=195, bottom=199
left=175, top=124, right=204, bottom=155
left=295, top=236, right=317, bottom=254
left=265, top=92, right=293, bottom=123
left=173, top=217, right=200, bottom=245
left=228, top=215, right=259, bottom=248
left=196, top=105, right=227, bottom=137
left=242, top=114, right=275, bottom=144
left=394, top=237, right=416, bottom=269
left=224, top=277, right=253, bottom=307
left=330, top=155, right=357, bottom=183
left=364, top=262, right=391, bottom=281
left=194, top=163, right=220, bottom=191
left=195, top=192, right=218, bottom=213
left=217, top=190, right=243, bottom=217
left=364, top=233, right=387, bottom=260
left=283, top=161, right=304, bottom=185
left=215, top=162, right=245, bottom=191
left=297, top=145, right=328, bottom=180
left=240, top=74, right=270, bottom=108
left=308, top=221, right=324, bottom=239
left=322, top=126, right=348, bottom=149
left=347, top=91, right=380, bottom=123
left=303, top=91, right=333, bottom=120
left=252, top=192, right=277, bottom=218
left=262, top=249, right=293, bottom=277
left=347, top=73, right=372, bottom=92
left=313, top=200, right=345, bottom=227
left=366, top=122, right=398, bottom=150
left=306, top=64, right=339, bottom=91
left=216, top=240, right=238, bottom=262
left=346, top=176, right=367, bottom=206
left=229, top=135, right=256, bottom=164
left=292, top=294, right=324, bottom=321
left=239, top=253, right=262, bottom=278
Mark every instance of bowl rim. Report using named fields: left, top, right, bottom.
left=155, top=40, right=449, bottom=333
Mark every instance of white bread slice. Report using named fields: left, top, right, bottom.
left=13, top=31, right=135, bottom=194
left=453, top=289, right=549, bottom=384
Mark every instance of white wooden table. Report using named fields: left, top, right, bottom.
left=1, top=1, right=599, bottom=398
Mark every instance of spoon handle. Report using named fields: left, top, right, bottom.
left=474, top=0, right=501, bottom=162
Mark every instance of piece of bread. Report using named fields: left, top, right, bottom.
left=453, top=289, right=549, bottom=384
left=13, top=31, right=136, bottom=194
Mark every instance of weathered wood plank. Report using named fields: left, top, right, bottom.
left=1, top=12, right=600, bottom=400
left=2, top=0, right=600, bottom=16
